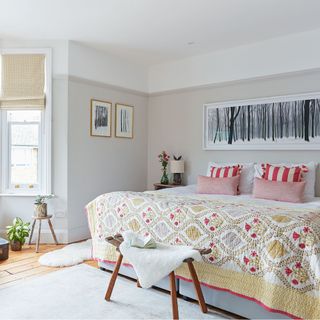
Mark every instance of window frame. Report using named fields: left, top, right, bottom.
left=0, top=48, right=52, bottom=196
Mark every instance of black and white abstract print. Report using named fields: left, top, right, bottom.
left=204, top=96, right=320, bottom=149
left=95, top=105, right=108, bottom=129
left=120, top=109, right=129, bottom=133
left=91, top=100, right=111, bottom=137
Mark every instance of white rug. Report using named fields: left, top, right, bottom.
left=0, top=264, right=227, bottom=319
left=39, top=239, right=92, bottom=267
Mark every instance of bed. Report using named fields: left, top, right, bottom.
left=86, top=185, right=320, bottom=319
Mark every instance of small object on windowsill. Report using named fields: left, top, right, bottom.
left=153, top=183, right=184, bottom=191
left=170, top=156, right=185, bottom=185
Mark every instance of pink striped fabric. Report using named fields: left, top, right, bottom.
left=210, top=165, right=241, bottom=178
left=261, top=164, right=308, bottom=182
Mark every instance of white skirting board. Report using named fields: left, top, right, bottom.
left=98, top=261, right=290, bottom=319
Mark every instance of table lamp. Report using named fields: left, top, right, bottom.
left=170, top=159, right=184, bottom=185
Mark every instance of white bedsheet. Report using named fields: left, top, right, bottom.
left=156, top=184, right=320, bottom=209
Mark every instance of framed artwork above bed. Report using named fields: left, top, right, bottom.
left=203, top=93, right=320, bottom=150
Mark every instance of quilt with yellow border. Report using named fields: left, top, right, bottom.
left=86, top=191, right=320, bottom=319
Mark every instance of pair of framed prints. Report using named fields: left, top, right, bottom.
left=90, top=99, right=134, bottom=138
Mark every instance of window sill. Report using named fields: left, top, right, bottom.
left=0, top=193, right=37, bottom=197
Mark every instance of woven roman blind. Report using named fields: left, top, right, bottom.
left=0, top=54, right=45, bottom=109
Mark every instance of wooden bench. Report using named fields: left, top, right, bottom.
left=104, top=234, right=211, bottom=320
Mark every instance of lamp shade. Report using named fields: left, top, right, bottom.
left=170, top=160, right=184, bottom=173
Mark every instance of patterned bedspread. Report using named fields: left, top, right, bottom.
left=86, top=191, right=320, bottom=319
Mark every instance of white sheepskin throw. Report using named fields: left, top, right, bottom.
left=39, top=239, right=92, bottom=267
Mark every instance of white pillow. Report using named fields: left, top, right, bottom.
left=254, top=161, right=316, bottom=199
left=207, top=162, right=255, bottom=194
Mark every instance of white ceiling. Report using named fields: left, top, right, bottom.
left=1, top=0, right=320, bottom=66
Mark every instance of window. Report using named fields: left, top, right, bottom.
left=0, top=49, right=52, bottom=195
left=2, top=110, right=43, bottom=193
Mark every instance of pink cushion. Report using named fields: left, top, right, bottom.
left=197, top=175, right=240, bottom=195
left=253, top=178, right=306, bottom=203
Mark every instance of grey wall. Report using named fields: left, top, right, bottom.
left=147, top=70, right=320, bottom=194
left=67, top=79, right=148, bottom=242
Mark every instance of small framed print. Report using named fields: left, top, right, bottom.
left=90, top=99, right=112, bottom=137
left=115, top=103, right=134, bottom=138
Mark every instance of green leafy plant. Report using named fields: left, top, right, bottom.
left=6, top=218, right=30, bottom=245
left=34, top=194, right=55, bottom=205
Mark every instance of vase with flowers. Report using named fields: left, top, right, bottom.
left=158, top=151, right=170, bottom=184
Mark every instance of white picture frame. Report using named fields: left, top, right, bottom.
left=90, top=99, right=112, bottom=137
left=203, top=92, right=320, bottom=150
left=115, top=103, right=134, bottom=139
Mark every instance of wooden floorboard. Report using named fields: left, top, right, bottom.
left=0, top=243, right=98, bottom=288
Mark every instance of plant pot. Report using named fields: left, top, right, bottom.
left=34, top=203, right=47, bottom=217
left=10, top=240, right=22, bottom=251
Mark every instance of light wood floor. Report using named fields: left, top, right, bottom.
left=0, top=243, right=98, bottom=288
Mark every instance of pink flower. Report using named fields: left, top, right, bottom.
left=146, top=219, right=150, bottom=223
left=250, top=267, right=256, bottom=272
left=299, top=243, right=306, bottom=249
left=295, top=262, right=302, bottom=269
left=244, top=257, right=250, bottom=265
left=251, top=251, right=257, bottom=257
left=253, top=218, right=259, bottom=224
left=209, top=257, right=214, bottom=262
left=210, top=226, right=215, bottom=231
left=174, top=221, right=179, bottom=226
left=209, top=242, right=215, bottom=248
left=204, top=218, right=210, bottom=225
left=292, top=279, right=299, bottom=285
left=303, top=227, right=310, bottom=233
left=251, top=233, right=257, bottom=238
left=169, top=213, right=174, bottom=220
left=245, top=223, right=251, bottom=231
left=285, top=267, right=292, bottom=276
left=293, top=232, right=300, bottom=240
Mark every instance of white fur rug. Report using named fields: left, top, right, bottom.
left=0, top=264, right=226, bottom=319
left=39, top=239, right=92, bottom=267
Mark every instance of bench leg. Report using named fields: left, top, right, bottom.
left=187, top=261, right=208, bottom=313
left=105, top=254, right=123, bottom=301
left=169, top=271, right=179, bottom=320
left=136, top=279, right=141, bottom=288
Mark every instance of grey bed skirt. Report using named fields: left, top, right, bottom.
left=98, top=261, right=289, bottom=319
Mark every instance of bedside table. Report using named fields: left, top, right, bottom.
left=153, top=183, right=183, bottom=190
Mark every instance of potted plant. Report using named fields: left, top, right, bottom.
left=6, top=218, right=30, bottom=251
left=34, top=194, right=55, bottom=218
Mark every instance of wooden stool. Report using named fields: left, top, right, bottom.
left=29, top=215, right=58, bottom=253
left=104, top=234, right=211, bottom=320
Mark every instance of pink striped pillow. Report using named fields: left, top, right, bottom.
left=197, top=175, right=240, bottom=195
left=253, top=178, right=306, bottom=203
left=210, top=165, right=242, bottom=178
left=261, top=163, right=308, bottom=182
